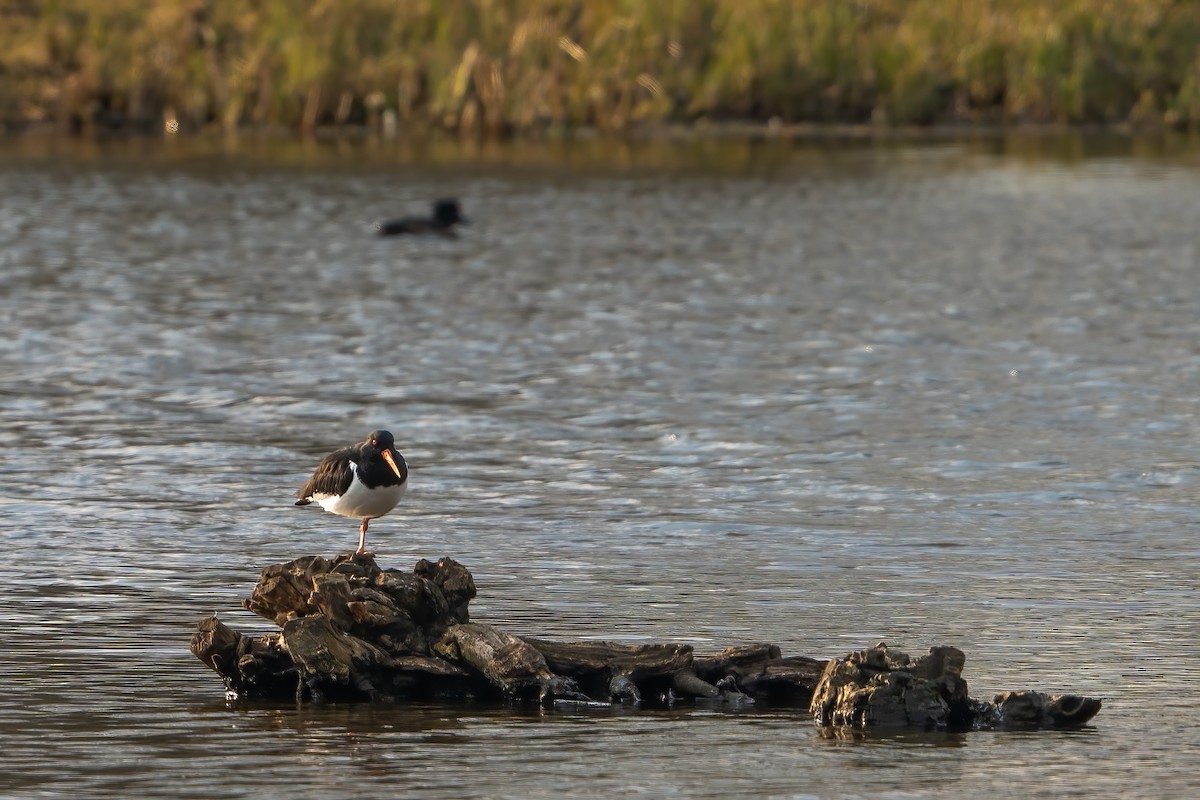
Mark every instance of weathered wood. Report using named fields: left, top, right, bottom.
left=735, top=656, right=828, bottom=706
left=515, top=638, right=699, bottom=701
left=191, top=553, right=1103, bottom=730
left=414, top=557, right=476, bottom=625
left=243, top=555, right=338, bottom=626
left=281, top=616, right=396, bottom=702
left=692, top=643, right=826, bottom=705
left=519, top=639, right=693, bottom=675
left=189, top=615, right=296, bottom=698
left=192, top=614, right=241, bottom=673
left=609, top=674, right=642, bottom=705
left=694, top=643, right=781, bottom=677
left=806, top=643, right=1096, bottom=730
left=391, top=654, right=473, bottom=678
left=989, top=691, right=1105, bottom=728
left=672, top=670, right=720, bottom=698
left=436, top=623, right=592, bottom=704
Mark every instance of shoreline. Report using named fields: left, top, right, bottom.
left=4, top=119, right=1199, bottom=175
left=6, top=117, right=1200, bottom=145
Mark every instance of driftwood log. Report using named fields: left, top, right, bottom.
left=192, top=553, right=1101, bottom=731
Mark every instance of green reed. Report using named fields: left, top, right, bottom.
left=3, top=0, right=1199, bottom=135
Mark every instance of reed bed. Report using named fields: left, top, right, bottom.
left=2, top=0, right=1198, bottom=135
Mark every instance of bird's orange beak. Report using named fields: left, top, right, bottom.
left=382, top=449, right=403, bottom=479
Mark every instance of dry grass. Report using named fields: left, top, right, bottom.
left=2, top=0, right=1198, bottom=135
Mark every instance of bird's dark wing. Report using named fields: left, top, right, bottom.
left=378, top=217, right=432, bottom=236
left=295, top=446, right=357, bottom=504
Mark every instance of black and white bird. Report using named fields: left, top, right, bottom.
left=294, top=430, right=408, bottom=554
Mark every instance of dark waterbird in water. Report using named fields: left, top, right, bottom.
left=295, top=430, right=408, bottom=554
left=376, top=198, right=469, bottom=236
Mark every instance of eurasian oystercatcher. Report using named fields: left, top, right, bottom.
left=295, top=430, right=408, bottom=554
left=376, top=198, right=469, bottom=237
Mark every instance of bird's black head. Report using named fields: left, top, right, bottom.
left=365, top=429, right=405, bottom=480
left=366, top=430, right=395, bottom=451
left=433, top=199, right=467, bottom=226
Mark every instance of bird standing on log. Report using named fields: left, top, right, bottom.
left=295, top=430, right=408, bottom=554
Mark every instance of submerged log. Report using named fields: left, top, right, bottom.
left=988, top=690, right=1105, bottom=728
left=192, top=615, right=297, bottom=699
left=807, top=642, right=1102, bottom=730
left=436, top=623, right=593, bottom=705
left=518, top=638, right=694, bottom=702
left=694, top=643, right=827, bottom=706
left=809, top=642, right=973, bottom=729
left=191, top=553, right=1102, bottom=731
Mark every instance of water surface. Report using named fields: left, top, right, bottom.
left=1, top=134, right=1197, bottom=798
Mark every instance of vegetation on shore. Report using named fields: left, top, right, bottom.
left=3, top=0, right=1199, bottom=136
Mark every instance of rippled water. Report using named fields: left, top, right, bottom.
left=2, top=135, right=1198, bottom=798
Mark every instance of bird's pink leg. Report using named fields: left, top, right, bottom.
left=357, top=518, right=369, bottom=554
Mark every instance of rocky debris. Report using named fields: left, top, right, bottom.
left=989, top=690, right=1105, bottom=728
left=808, top=642, right=1101, bottom=730
left=191, top=554, right=1101, bottom=731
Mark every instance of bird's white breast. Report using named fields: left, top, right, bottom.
left=314, top=461, right=406, bottom=519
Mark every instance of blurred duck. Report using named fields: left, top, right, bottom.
left=377, top=198, right=469, bottom=237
